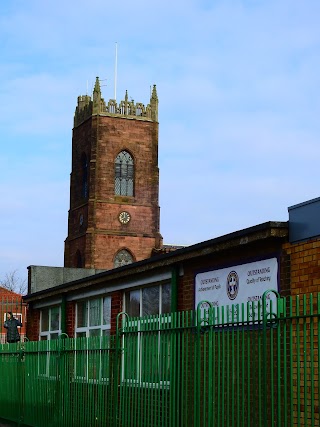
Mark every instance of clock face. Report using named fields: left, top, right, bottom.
left=119, top=211, right=131, bottom=224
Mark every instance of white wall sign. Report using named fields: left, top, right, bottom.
left=195, top=258, right=278, bottom=323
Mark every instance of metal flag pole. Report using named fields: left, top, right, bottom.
left=114, top=42, right=118, bottom=101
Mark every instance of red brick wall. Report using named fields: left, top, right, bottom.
left=66, top=301, right=76, bottom=337
left=110, top=291, right=122, bottom=335
left=282, top=238, right=320, bottom=295
left=25, top=308, right=40, bottom=341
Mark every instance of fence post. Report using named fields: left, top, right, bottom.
left=57, top=334, right=69, bottom=427
left=262, top=290, right=280, bottom=427
left=115, top=312, right=129, bottom=427
left=17, top=343, right=25, bottom=427
left=195, top=301, right=212, bottom=427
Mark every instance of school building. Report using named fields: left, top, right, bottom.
left=11, top=79, right=320, bottom=426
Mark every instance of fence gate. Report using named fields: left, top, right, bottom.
left=0, top=292, right=319, bottom=426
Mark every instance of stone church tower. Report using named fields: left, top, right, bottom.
left=64, top=77, right=163, bottom=269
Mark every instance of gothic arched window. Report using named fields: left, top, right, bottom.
left=81, top=153, right=88, bottom=198
left=114, top=249, right=134, bottom=268
left=115, top=151, right=134, bottom=196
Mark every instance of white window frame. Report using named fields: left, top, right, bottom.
left=38, top=306, right=61, bottom=378
left=74, top=296, right=111, bottom=382
left=122, top=283, right=171, bottom=387
left=75, top=296, right=111, bottom=338
left=39, top=306, right=61, bottom=340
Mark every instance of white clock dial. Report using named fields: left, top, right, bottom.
left=119, top=211, right=131, bottom=224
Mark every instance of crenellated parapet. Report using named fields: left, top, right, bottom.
left=74, top=77, right=158, bottom=127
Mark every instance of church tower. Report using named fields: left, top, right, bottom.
left=64, top=77, right=162, bottom=269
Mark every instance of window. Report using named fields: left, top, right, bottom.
left=125, top=284, right=171, bottom=317
left=81, top=153, right=88, bottom=198
left=75, top=297, right=111, bottom=338
left=75, top=297, right=111, bottom=381
left=40, top=306, right=61, bottom=340
left=115, top=150, right=134, bottom=196
left=38, top=306, right=61, bottom=377
left=123, top=284, right=172, bottom=386
left=114, top=249, right=134, bottom=268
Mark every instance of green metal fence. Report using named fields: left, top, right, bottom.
left=0, top=291, right=319, bottom=426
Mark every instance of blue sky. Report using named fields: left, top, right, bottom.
left=1, top=0, right=320, bottom=285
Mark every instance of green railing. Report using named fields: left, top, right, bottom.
left=0, top=292, right=319, bottom=426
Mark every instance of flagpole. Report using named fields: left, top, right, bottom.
left=114, top=42, right=118, bottom=101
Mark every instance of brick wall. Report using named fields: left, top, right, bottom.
left=110, top=291, right=122, bottom=335
left=66, top=301, right=76, bottom=337
left=25, top=308, right=39, bottom=341
left=283, top=237, right=320, bottom=295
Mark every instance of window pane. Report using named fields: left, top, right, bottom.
left=127, top=180, right=133, bottom=196
left=89, top=299, right=100, bottom=326
left=41, top=309, right=49, bottom=332
left=76, top=332, right=86, bottom=339
left=124, top=334, right=139, bottom=380
left=50, top=307, right=60, bottom=331
left=126, top=290, right=140, bottom=317
left=140, top=335, right=159, bottom=382
left=40, top=335, right=48, bottom=341
left=162, top=284, right=172, bottom=314
left=50, top=333, right=59, bottom=340
left=89, top=329, right=101, bottom=337
left=103, top=297, right=111, bottom=325
left=115, top=177, right=121, bottom=195
left=77, top=301, right=88, bottom=327
left=142, top=287, right=160, bottom=316
left=120, top=179, right=127, bottom=195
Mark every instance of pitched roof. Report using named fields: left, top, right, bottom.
left=0, top=286, right=22, bottom=299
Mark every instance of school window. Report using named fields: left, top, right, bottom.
left=38, top=306, right=61, bottom=377
left=75, top=296, right=111, bottom=338
left=123, top=284, right=171, bottom=385
left=75, top=297, right=112, bottom=381
left=39, top=306, right=61, bottom=340
left=125, top=284, right=171, bottom=316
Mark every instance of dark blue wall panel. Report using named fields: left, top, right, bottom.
left=288, top=197, right=320, bottom=243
